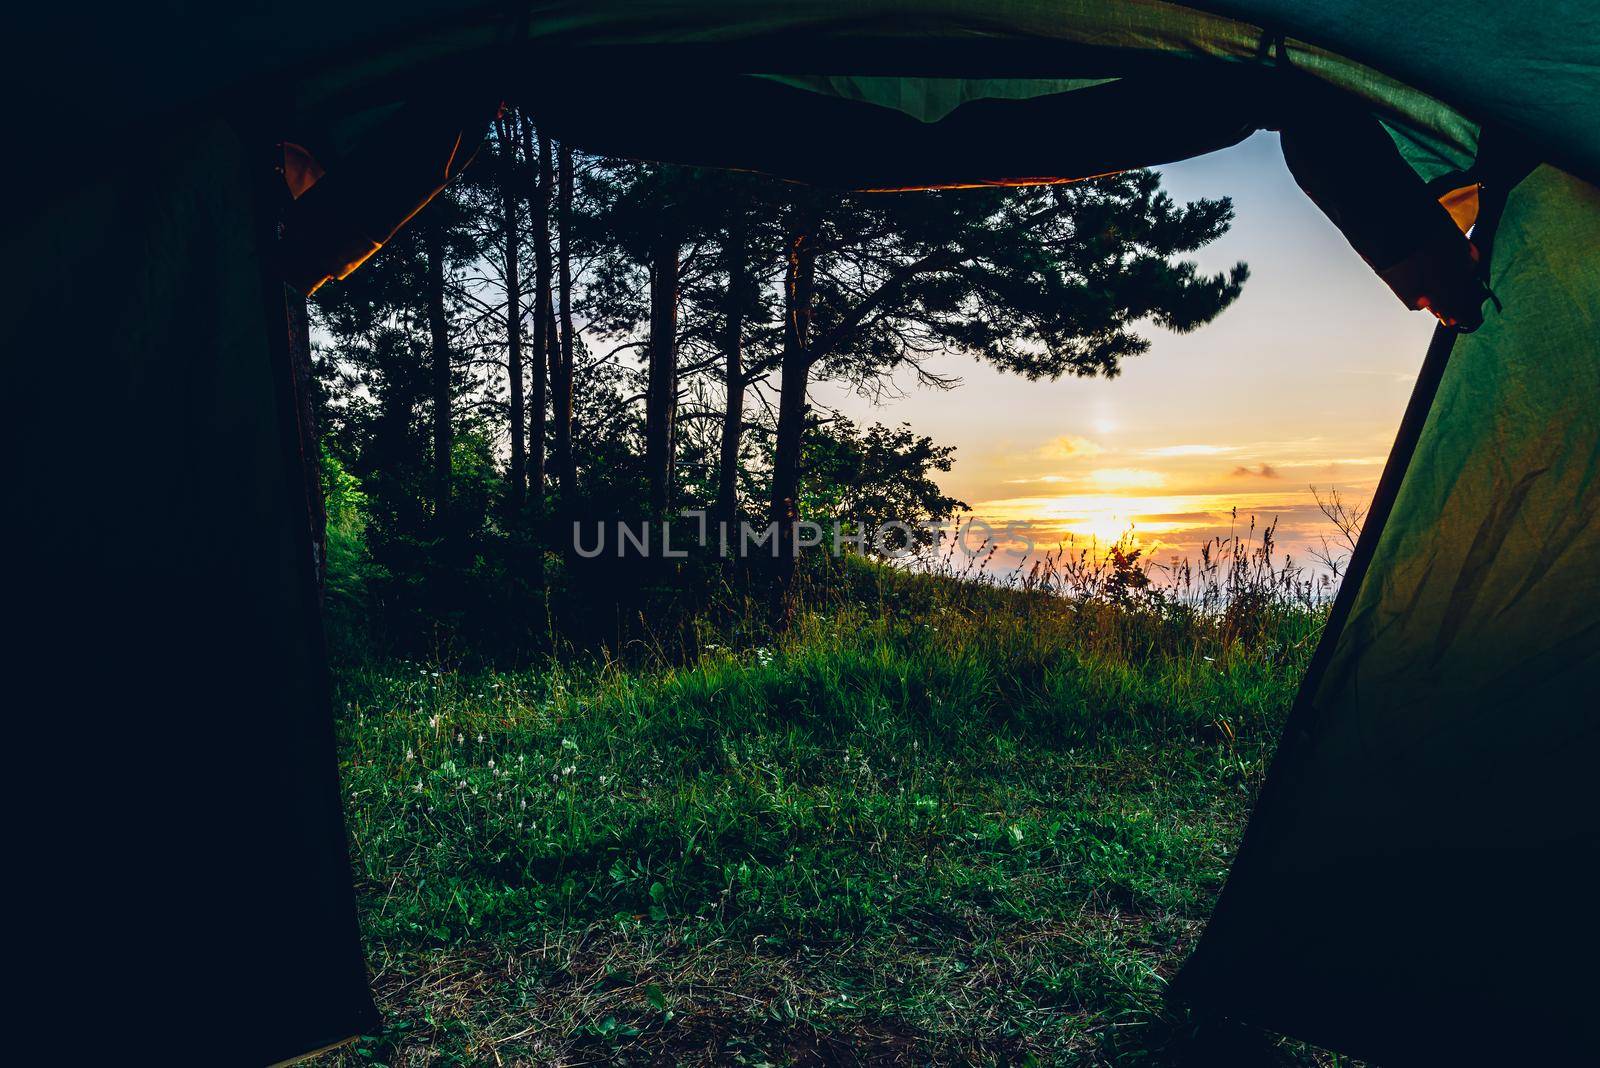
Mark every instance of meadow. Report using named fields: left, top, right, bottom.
left=317, top=534, right=1355, bottom=1066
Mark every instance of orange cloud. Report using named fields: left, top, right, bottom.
left=1037, top=435, right=1104, bottom=459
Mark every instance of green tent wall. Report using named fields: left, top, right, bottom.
left=1174, top=163, right=1600, bottom=1062
left=6, top=3, right=1595, bottom=1063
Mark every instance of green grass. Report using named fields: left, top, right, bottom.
left=319, top=558, right=1352, bottom=1065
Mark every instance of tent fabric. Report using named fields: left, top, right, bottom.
left=513, top=63, right=1268, bottom=189
left=1173, top=162, right=1600, bottom=1063
left=756, top=74, right=1120, bottom=124
left=296, top=4, right=1490, bottom=190
left=7, top=3, right=1598, bottom=1064
left=4, top=122, right=378, bottom=1062
left=1204, top=1, right=1600, bottom=183
left=15, top=3, right=1594, bottom=181
left=27, top=2, right=1593, bottom=180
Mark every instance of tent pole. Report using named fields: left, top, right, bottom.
left=1278, top=320, right=1455, bottom=749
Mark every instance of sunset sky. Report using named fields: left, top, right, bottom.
left=819, top=131, right=1439, bottom=574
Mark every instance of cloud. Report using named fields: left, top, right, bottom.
left=1139, top=512, right=1226, bottom=524
left=1271, top=455, right=1389, bottom=469
left=1090, top=468, right=1167, bottom=489
left=1230, top=464, right=1281, bottom=479
left=1142, top=443, right=1237, bottom=457
left=1339, top=368, right=1418, bottom=384
left=1037, top=435, right=1105, bottom=460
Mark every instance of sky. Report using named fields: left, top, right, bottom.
left=817, top=131, right=1438, bottom=576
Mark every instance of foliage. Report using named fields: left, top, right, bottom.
left=803, top=175, right=1248, bottom=389
left=321, top=446, right=380, bottom=655
left=798, top=418, right=968, bottom=556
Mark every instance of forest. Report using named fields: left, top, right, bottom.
left=304, top=108, right=1250, bottom=657
left=307, top=110, right=1347, bottom=1065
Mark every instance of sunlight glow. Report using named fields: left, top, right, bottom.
left=971, top=489, right=1324, bottom=563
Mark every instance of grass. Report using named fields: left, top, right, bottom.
left=318, top=540, right=1355, bottom=1066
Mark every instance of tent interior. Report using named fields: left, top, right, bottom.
left=7, top=3, right=1595, bottom=1064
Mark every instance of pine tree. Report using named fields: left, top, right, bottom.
left=765, top=174, right=1249, bottom=604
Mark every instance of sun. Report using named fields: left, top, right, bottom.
left=1062, top=503, right=1140, bottom=547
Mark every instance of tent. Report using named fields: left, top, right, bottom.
left=6, top=3, right=1594, bottom=1063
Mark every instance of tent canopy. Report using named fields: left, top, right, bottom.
left=18, top=2, right=1599, bottom=182
left=7, top=3, right=1596, bottom=1064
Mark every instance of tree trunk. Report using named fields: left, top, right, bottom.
left=645, top=227, right=680, bottom=514
left=497, top=116, right=525, bottom=509
left=284, top=286, right=327, bottom=596
left=552, top=144, right=576, bottom=508
left=769, top=207, right=819, bottom=607
left=715, top=222, right=748, bottom=537
left=423, top=219, right=453, bottom=533
left=528, top=123, right=552, bottom=503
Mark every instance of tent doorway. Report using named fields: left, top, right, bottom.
left=7, top=5, right=1595, bottom=1064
